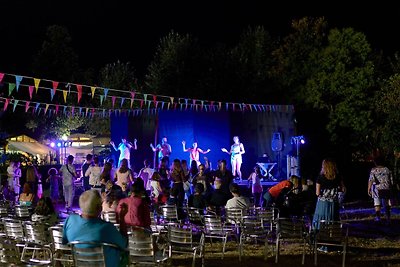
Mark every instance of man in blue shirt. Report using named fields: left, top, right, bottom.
left=62, top=190, right=127, bottom=267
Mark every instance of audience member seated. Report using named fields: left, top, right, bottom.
left=188, top=183, right=206, bottom=212
left=116, top=182, right=151, bottom=229
left=31, top=197, right=58, bottom=225
left=102, top=191, right=119, bottom=213
left=263, top=175, right=298, bottom=207
left=166, top=186, right=179, bottom=206
left=208, top=179, right=230, bottom=214
left=19, top=183, right=34, bottom=206
left=225, top=183, right=250, bottom=209
left=62, top=190, right=127, bottom=267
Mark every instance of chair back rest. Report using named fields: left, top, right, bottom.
left=317, top=220, right=348, bottom=243
left=169, top=226, right=193, bottom=245
left=15, top=205, right=30, bottom=219
left=128, top=230, right=154, bottom=257
left=242, top=215, right=265, bottom=235
left=203, top=214, right=224, bottom=233
left=160, top=205, right=178, bottom=222
left=0, top=206, right=8, bottom=218
left=70, top=241, right=115, bottom=267
left=23, top=221, right=50, bottom=244
left=225, top=208, right=245, bottom=224
left=187, top=207, right=203, bottom=224
left=49, top=226, right=71, bottom=251
left=2, top=218, right=24, bottom=239
left=255, top=207, right=278, bottom=231
left=277, top=217, right=306, bottom=239
left=101, top=211, right=118, bottom=224
left=0, top=238, right=20, bottom=264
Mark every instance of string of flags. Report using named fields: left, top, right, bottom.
left=0, top=72, right=294, bottom=117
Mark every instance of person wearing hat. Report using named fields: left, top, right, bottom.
left=62, top=190, right=127, bottom=267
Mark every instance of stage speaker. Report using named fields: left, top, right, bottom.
left=271, top=132, right=283, bottom=152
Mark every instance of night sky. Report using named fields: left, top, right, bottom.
left=1, top=1, right=398, bottom=78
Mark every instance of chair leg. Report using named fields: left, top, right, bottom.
left=222, top=236, right=227, bottom=259
left=342, top=243, right=347, bottom=267
left=192, top=248, right=197, bottom=267
left=302, top=239, right=306, bottom=265
left=263, top=237, right=268, bottom=261
left=275, top=238, right=280, bottom=263
left=314, top=242, right=317, bottom=266
left=239, top=234, right=243, bottom=261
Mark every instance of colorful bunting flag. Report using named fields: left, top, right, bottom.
left=3, top=98, right=9, bottom=111
left=63, top=90, right=68, bottom=103
left=8, top=83, right=16, bottom=96
left=15, top=75, right=22, bottom=92
left=76, top=84, right=82, bottom=103
left=0, top=73, right=4, bottom=83
left=25, top=101, right=30, bottom=112
left=91, top=86, right=96, bottom=99
left=34, top=78, right=40, bottom=93
left=28, top=86, right=34, bottom=100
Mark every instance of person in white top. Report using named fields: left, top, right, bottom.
left=85, top=156, right=103, bottom=192
left=225, top=183, right=250, bottom=210
left=110, top=137, right=137, bottom=168
left=221, top=136, right=245, bottom=180
left=137, top=159, right=154, bottom=193
left=59, top=155, right=78, bottom=210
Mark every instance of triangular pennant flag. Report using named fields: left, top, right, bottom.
left=0, top=73, right=4, bottom=83
left=3, top=98, right=9, bottom=111
left=15, top=75, right=22, bottom=92
left=12, top=100, right=18, bottom=112
left=180, top=103, right=183, bottom=111
left=152, top=95, right=157, bottom=105
left=102, top=109, right=106, bottom=118
left=120, top=97, right=125, bottom=108
left=192, top=99, right=196, bottom=105
left=28, top=86, right=34, bottom=100
left=71, top=106, right=75, bottom=116
left=55, top=104, right=59, bottom=114
left=232, top=103, right=236, bottom=112
left=63, top=106, right=67, bottom=115
left=50, top=87, right=55, bottom=101
left=140, top=99, right=144, bottom=109
left=111, top=96, right=116, bottom=108
left=147, top=100, right=151, bottom=108
left=201, top=101, right=204, bottom=111
left=248, top=104, right=253, bottom=112
left=85, top=107, right=89, bottom=117
left=103, top=88, right=109, bottom=99
left=155, top=101, right=159, bottom=109
left=62, top=90, right=68, bottom=103
left=34, top=78, right=40, bottom=93
left=91, top=108, right=95, bottom=117
left=167, top=102, right=171, bottom=110
left=91, top=86, right=96, bottom=99
left=8, top=83, right=16, bottom=95
left=76, top=84, right=82, bottom=103
left=100, top=95, right=104, bottom=105
left=79, top=107, right=83, bottom=115
left=35, top=103, right=40, bottom=112
left=130, top=92, right=135, bottom=108
left=161, top=102, right=165, bottom=109
left=218, top=102, right=222, bottom=111
left=225, top=103, right=229, bottom=111
left=25, top=101, right=30, bottom=112
left=143, top=94, right=148, bottom=103
left=44, top=104, right=49, bottom=114
left=52, top=81, right=59, bottom=98
left=170, top=97, right=174, bottom=104
left=253, top=104, right=258, bottom=112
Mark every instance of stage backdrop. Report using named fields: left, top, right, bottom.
left=111, top=109, right=295, bottom=180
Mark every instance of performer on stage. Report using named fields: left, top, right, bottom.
left=221, top=136, right=245, bottom=180
left=182, top=140, right=210, bottom=167
left=110, top=137, right=137, bottom=168
left=150, top=136, right=172, bottom=167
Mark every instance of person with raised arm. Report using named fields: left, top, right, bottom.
left=150, top=136, right=172, bottom=167
left=110, top=137, right=137, bottom=168
left=221, top=136, right=245, bottom=180
left=182, top=140, right=211, bottom=167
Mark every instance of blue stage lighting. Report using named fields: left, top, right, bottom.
left=57, top=142, right=62, bottom=147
